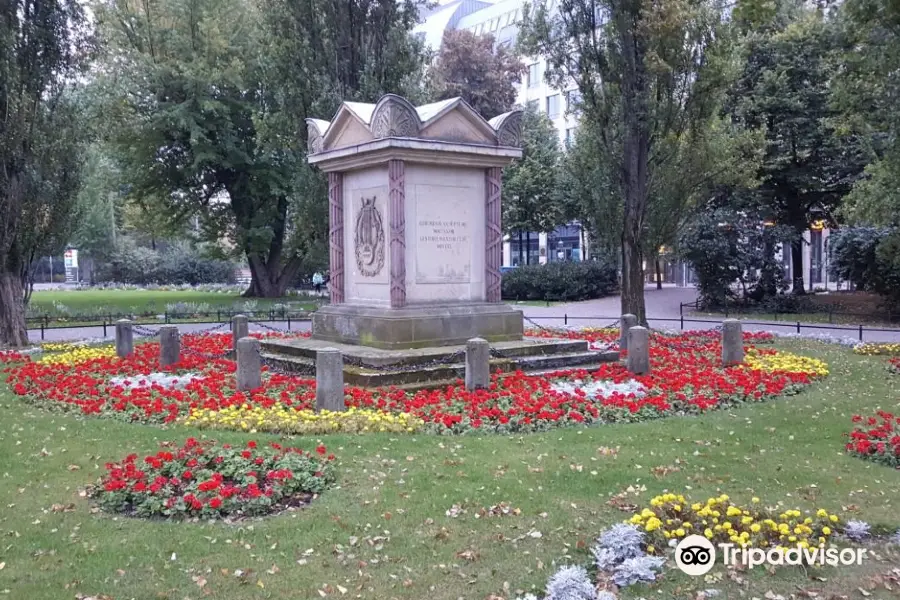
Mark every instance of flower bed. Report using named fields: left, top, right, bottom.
left=630, top=492, right=839, bottom=549
left=514, top=492, right=849, bottom=599
left=4, top=329, right=827, bottom=435
left=854, top=342, right=900, bottom=356
left=890, top=357, right=900, bottom=374
left=90, top=438, right=335, bottom=518
left=846, top=411, right=900, bottom=467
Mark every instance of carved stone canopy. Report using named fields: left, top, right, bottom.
left=305, top=94, right=524, bottom=156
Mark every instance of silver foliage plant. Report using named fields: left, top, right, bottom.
left=515, top=523, right=667, bottom=600
left=544, top=565, right=598, bottom=600
left=844, top=520, right=871, bottom=541
left=611, top=556, right=667, bottom=587
left=592, top=523, right=645, bottom=570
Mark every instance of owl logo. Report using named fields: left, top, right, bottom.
left=354, top=196, right=385, bottom=277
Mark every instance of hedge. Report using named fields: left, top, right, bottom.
left=501, top=260, right=618, bottom=302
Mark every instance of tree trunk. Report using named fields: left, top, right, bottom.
left=617, top=5, right=649, bottom=325
left=791, top=237, right=805, bottom=295
left=0, top=270, right=28, bottom=347
left=525, top=231, right=531, bottom=265
left=655, top=256, right=663, bottom=290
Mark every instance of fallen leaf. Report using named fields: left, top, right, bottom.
left=456, top=549, right=478, bottom=562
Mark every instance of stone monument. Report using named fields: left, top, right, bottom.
left=305, top=94, right=525, bottom=349
left=259, top=94, right=618, bottom=389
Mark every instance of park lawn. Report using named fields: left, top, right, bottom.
left=28, top=289, right=321, bottom=320
left=0, top=341, right=899, bottom=599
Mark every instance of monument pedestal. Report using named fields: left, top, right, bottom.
left=287, top=94, right=619, bottom=388
left=311, top=303, right=524, bottom=349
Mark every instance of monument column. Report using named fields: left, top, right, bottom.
left=328, top=171, right=344, bottom=304
left=485, top=167, right=502, bottom=303
left=389, top=159, right=406, bottom=308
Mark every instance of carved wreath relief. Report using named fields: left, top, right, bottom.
left=354, top=196, right=385, bottom=277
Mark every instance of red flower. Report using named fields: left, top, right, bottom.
left=209, top=497, right=223, bottom=509
left=316, top=444, right=327, bottom=456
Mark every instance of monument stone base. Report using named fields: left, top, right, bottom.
left=261, top=335, right=619, bottom=390
left=311, top=303, right=524, bottom=350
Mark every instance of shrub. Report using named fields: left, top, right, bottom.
left=679, top=208, right=791, bottom=308
left=759, top=293, right=817, bottom=314
left=873, top=230, right=900, bottom=309
left=828, top=227, right=889, bottom=290
left=501, top=259, right=618, bottom=302
left=96, top=239, right=236, bottom=285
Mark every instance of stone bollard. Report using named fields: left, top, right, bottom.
left=626, top=326, right=650, bottom=375
left=236, top=337, right=261, bottom=391
left=315, top=348, right=345, bottom=411
left=115, top=319, right=134, bottom=358
left=159, top=325, right=180, bottom=367
left=721, top=319, right=744, bottom=366
left=232, top=314, right=249, bottom=351
left=620, top=313, right=638, bottom=351
left=465, top=337, right=490, bottom=391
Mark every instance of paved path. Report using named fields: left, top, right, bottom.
left=26, top=286, right=900, bottom=344
left=517, top=285, right=900, bottom=344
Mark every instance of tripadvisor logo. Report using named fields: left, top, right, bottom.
left=674, top=535, right=867, bottom=575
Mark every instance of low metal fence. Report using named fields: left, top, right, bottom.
left=25, top=308, right=314, bottom=340
left=525, top=313, right=900, bottom=341
left=679, top=299, right=898, bottom=325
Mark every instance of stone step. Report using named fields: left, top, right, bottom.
left=259, top=337, right=589, bottom=368
left=512, top=350, right=617, bottom=371
left=259, top=349, right=620, bottom=390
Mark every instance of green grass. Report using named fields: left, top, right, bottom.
left=1, top=341, right=899, bottom=599
left=27, top=290, right=321, bottom=322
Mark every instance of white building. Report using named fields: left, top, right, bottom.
left=415, top=0, right=588, bottom=267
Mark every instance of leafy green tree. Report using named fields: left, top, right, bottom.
left=832, top=0, right=900, bottom=226
left=0, top=0, right=91, bottom=346
left=727, top=13, right=868, bottom=294
left=427, top=29, right=525, bottom=119
left=521, top=0, right=739, bottom=323
left=94, top=0, right=425, bottom=297
left=502, top=106, right=565, bottom=265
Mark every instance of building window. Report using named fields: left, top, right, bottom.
left=546, top=94, right=560, bottom=118
left=566, top=89, right=582, bottom=113
left=526, top=99, right=539, bottom=112
left=527, top=63, right=540, bottom=88
left=565, top=127, right=577, bottom=148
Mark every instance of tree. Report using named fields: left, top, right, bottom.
left=521, top=0, right=738, bottom=323
left=832, top=0, right=900, bottom=227
left=428, top=29, right=525, bottom=119
left=727, top=13, right=868, bottom=294
left=679, top=208, right=792, bottom=308
left=0, top=0, right=91, bottom=346
left=94, top=0, right=425, bottom=298
left=502, top=106, right=566, bottom=265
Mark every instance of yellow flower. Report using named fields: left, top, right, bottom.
left=750, top=523, right=761, bottom=533
left=752, top=497, right=760, bottom=504
left=822, top=527, right=831, bottom=536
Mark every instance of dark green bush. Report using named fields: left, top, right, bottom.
left=759, top=293, right=817, bottom=314
left=96, top=239, right=236, bottom=285
left=501, top=259, right=618, bottom=302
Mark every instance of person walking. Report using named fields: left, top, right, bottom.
left=312, top=272, right=324, bottom=294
